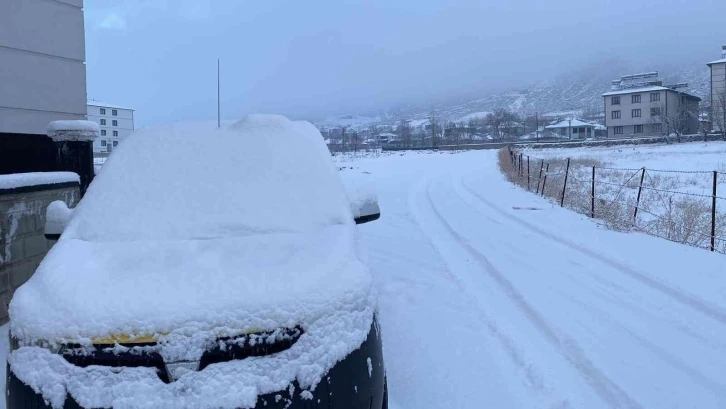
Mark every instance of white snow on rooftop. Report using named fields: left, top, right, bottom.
left=707, top=58, right=726, bottom=65
left=601, top=85, right=670, bottom=96
left=545, top=119, right=596, bottom=129
left=87, top=99, right=134, bottom=111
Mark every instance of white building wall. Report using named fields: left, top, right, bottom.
left=711, top=62, right=726, bottom=132
left=87, top=104, right=135, bottom=153
left=0, top=0, right=87, bottom=135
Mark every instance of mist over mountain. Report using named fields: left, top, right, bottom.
left=316, top=56, right=712, bottom=129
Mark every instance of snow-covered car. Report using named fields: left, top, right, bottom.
left=6, top=115, right=386, bottom=409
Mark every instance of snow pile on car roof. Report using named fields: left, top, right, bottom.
left=65, top=114, right=353, bottom=241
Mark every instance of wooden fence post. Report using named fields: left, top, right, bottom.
left=527, top=156, right=531, bottom=191
left=560, top=158, right=570, bottom=207
left=633, top=167, right=646, bottom=224
left=541, top=163, right=549, bottom=196
left=537, top=159, right=544, bottom=193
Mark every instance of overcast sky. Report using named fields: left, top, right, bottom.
left=84, top=0, right=726, bottom=126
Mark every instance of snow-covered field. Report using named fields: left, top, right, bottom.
left=524, top=141, right=726, bottom=172
left=514, top=141, right=726, bottom=252
left=4, top=148, right=726, bottom=408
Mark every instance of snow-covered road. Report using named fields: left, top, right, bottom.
left=346, top=150, right=726, bottom=409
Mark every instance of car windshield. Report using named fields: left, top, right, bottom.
left=63, top=115, right=353, bottom=242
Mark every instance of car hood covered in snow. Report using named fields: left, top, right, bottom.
left=10, top=224, right=372, bottom=343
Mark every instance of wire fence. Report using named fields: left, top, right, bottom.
left=503, top=147, right=726, bottom=254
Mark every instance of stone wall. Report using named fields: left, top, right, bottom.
left=0, top=181, right=80, bottom=324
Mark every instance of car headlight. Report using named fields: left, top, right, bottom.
left=9, top=332, right=62, bottom=354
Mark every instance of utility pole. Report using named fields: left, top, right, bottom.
left=535, top=112, right=539, bottom=142
left=217, top=59, right=221, bottom=128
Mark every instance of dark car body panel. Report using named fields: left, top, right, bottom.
left=7, top=319, right=385, bottom=409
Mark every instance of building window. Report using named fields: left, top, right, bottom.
left=113, top=130, right=118, bottom=137
left=632, top=94, right=641, bottom=103
left=101, top=130, right=106, bottom=136
left=634, top=125, right=643, bottom=134
left=100, top=108, right=106, bottom=115
left=650, top=107, right=661, bottom=116
left=612, top=96, right=620, bottom=105
left=560, top=128, right=566, bottom=136
left=112, top=120, right=118, bottom=126
left=632, top=109, right=641, bottom=118
left=650, top=93, right=660, bottom=102
left=112, top=109, right=118, bottom=116
left=573, top=127, right=579, bottom=134
left=101, top=140, right=107, bottom=146
left=113, top=141, right=118, bottom=147
left=101, top=119, right=106, bottom=125
left=652, top=123, right=662, bottom=133
left=612, top=110, right=621, bottom=119
left=614, top=126, right=623, bottom=135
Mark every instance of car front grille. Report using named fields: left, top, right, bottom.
left=61, top=327, right=304, bottom=383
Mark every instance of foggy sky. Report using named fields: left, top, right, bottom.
left=84, top=0, right=726, bottom=126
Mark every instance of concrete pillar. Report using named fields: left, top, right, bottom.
left=47, top=121, right=99, bottom=196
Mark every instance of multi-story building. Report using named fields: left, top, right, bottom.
left=603, top=73, right=700, bottom=138
left=87, top=100, right=135, bottom=153
left=708, top=46, right=726, bottom=133
left=0, top=0, right=87, bottom=173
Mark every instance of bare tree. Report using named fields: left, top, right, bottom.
left=430, top=110, right=439, bottom=148
left=340, top=126, right=349, bottom=152
left=653, top=99, right=695, bottom=143
left=711, top=88, right=726, bottom=141
left=397, top=119, right=412, bottom=148
left=485, top=108, right=519, bottom=139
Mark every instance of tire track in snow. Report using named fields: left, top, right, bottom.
left=458, top=178, right=726, bottom=327
left=423, top=180, right=645, bottom=409
left=407, top=178, right=570, bottom=407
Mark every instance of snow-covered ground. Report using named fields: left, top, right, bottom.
left=4, top=148, right=726, bottom=408
left=524, top=141, right=726, bottom=172
left=341, top=149, right=726, bottom=408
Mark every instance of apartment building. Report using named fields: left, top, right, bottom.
left=603, top=73, right=700, bottom=138
left=708, top=46, right=726, bottom=133
left=87, top=100, right=135, bottom=153
left=0, top=0, right=87, bottom=173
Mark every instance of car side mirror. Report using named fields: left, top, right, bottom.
left=354, top=199, right=381, bottom=224
left=350, top=185, right=381, bottom=224
left=45, top=200, right=73, bottom=240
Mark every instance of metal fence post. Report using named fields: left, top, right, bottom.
left=591, top=166, right=596, bottom=218
left=537, top=159, right=544, bottom=193
left=633, top=167, right=646, bottom=224
left=712, top=170, right=717, bottom=252
left=560, top=158, right=570, bottom=207
left=541, top=163, right=549, bottom=196
left=527, top=156, right=531, bottom=191
left=519, top=153, right=523, bottom=182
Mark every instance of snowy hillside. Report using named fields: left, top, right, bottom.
left=318, top=58, right=711, bottom=130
